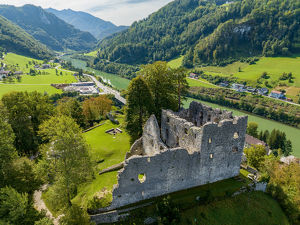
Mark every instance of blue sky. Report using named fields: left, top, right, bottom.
left=0, top=0, right=174, bottom=25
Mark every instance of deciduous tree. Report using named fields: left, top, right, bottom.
left=38, top=115, right=92, bottom=207
left=125, top=76, right=154, bottom=142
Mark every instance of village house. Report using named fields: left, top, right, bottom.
left=14, top=71, right=23, bottom=75
left=246, top=86, right=256, bottom=93
left=244, top=134, right=270, bottom=155
left=219, top=82, right=229, bottom=87
left=257, top=88, right=268, bottom=95
left=189, top=73, right=198, bottom=79
left=41, top=64, right=51, bottom=69
left=231, top=83, right=246, bottom=92
left=269, top=90, right=285, bottom=99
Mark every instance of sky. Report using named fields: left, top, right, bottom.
left=0, top=0, right=174, bottom=25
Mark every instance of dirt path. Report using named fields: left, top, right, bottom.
left=33, top=185, right=63, bottom=225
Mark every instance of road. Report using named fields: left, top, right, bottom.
left=55, top=65, right=126, bottom=104
left=84, top=74, right=126, bottom=104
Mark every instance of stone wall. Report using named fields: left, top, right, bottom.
left=104, top=101, right=248, bottom=210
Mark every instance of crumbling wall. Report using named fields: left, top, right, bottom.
left=178, top=101, right=233, bottom=126
left=108, top=102, right=247, bottom=209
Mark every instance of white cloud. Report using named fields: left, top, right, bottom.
left=0, top=0, right=174, bottom=25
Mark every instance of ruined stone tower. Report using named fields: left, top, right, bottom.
left=103, top=101, right=247, bottom=210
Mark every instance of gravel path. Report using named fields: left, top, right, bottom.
left=33, top=185, right=62, bottom=225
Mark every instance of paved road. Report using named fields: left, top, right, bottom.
left=84, top=74, right=127, bottom=104
left=55, top=65, right=126, bottom=104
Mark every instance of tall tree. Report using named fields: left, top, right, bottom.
left=38, top=115, right=92, bottom=207
left=82, top=95, right=112, bottom=124
left=140, top=61, right=177, bottom=121
left=244, top=145, right=266, bottom=169
left=57, top=97, right=86, bottom=128
left=0, top=186, right=45, bottom=225
left=171, top=67, right=189, bottom=110
left=0, top=103, right=17, bottom=187
left=125, top=76, right=154, bottom=142
left=1, top=91, right=54, bottom=155
left=246, top=122, right=258, bottom=138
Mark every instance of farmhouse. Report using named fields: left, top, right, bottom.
left=232, top=83, right=246, bottom=92
left=270, top=90, right=285, bottom=99
left=244, top=134, right=269, bottom=154
left=257, top=88, right=268, bottom=95
left=91, top=101, right=248, bottom=224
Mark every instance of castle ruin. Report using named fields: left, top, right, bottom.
left=91, top=101, right=248, bottom=223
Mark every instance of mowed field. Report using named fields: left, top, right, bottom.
left=201, top=56, right=300, bottom=85
left=184, top=98, right=300, bottom=157
left=0, top=53, right=77, bottom=97
left=168, top=55, right=300, bottom=100
left=72, top=116, right=131, bottom=208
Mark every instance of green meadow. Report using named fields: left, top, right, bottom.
left=184, top=98, right=300, bottom=157
left=84, top=50, right=98, bottom=57
left=0, top=53, right=77, bottom=97
left=168, top=55, right=184, bottom=68
left=72, top=116, right=131, bottom=208
left=187, top=78, right=220, bottom=88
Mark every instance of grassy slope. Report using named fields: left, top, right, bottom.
left=168, top=56, right=184, bottom=68
left=201, top=56, right=300, bottom=100
left=181, top=192, right=290, bottom=225
left=84, top=50, right=98, bottom=57
left=72, top=116, right=130, bottom=208
left=184, top=98, right=300, bottom=157
left=187, top=78, right=220, bottom=88
left=0, top=53, right=77, bottom=97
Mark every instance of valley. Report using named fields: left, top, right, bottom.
left=0, top=0, right=299, bottom=224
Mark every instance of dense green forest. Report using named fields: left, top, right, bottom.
left=0, top=4, right=96, bottom=51
left=0, top=16, right=52, bottom=59
left=96, top=0, right=300, bottom=66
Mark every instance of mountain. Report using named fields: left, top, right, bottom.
left=0, top=15, right=52, bottom=59
left=0, top=4, right=97, bottom=52
left=96, top=0, right=300, bottom=66
left=46, top=8, right=128, bottom=40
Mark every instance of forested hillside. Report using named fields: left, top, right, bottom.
left=0, top=4, right=97, bottom=51
left=46, top=8, right=128, bottom=40
left=96, top=0, right=300, bottom=66
left=0, top=16, right=52, bottom=59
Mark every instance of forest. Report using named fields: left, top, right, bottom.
left=0, top=16, right=52, bottom=59
left=96, top=0, right=300, bottom=66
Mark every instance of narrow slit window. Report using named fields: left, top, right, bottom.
left=209, top=153, right=214, bottom=159
left=232, top=147, right=238, bottom=153
left=208, top=138, right=212, bottom=144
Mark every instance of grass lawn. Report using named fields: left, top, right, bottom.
left=0, top=53, right=77, bottom=97
left=19, top=70, right=76, bottom=84
left=0, top=83, right=62, bottom=97
left=199, top=56, right=300, bottom=99
left=168, top=56, right=184, bottom=68
left=187, top=78, right=220, bottom=88
left=84, top=50, right=98, bottom=57
left=184, top=98, right=300, bottom=157
left=2, top=53, right=42, bottom=73
left=72, top=116, right=131, bottom=208
left=181, top=192, right=290, bottom=225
